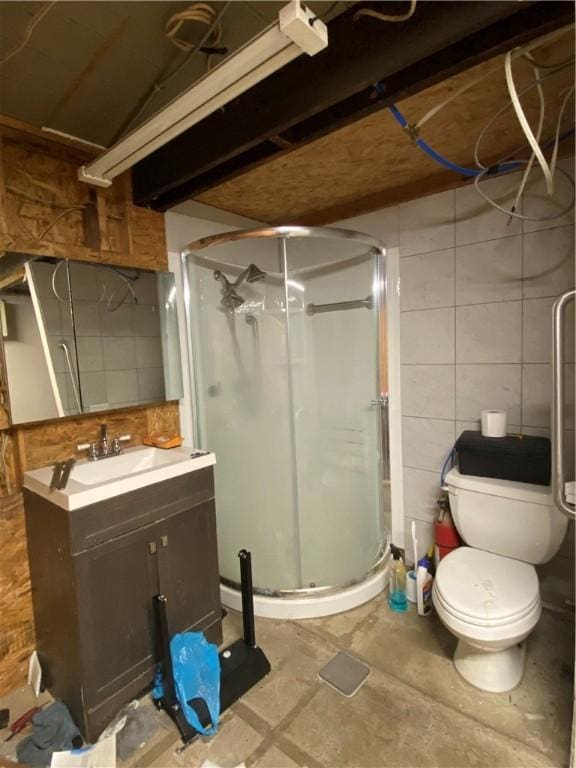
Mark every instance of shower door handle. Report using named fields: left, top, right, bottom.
left=371, top=395, right=390, bottom=481
left=552, top=289, right=576, bottom=519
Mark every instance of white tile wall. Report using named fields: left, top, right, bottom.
left=455, top=237, right=522, bottom=305
left=339, top=159, right=575, bottom=602
left=400, top=249, right=454, bottom=310
left=523, top=225, right=575, bottom=298
left=402, top=417, right=455, bottom=472
left=398, top=190, right=455, bottom=256
left=455, top=173, right=522, bottom=244
left=401, top=365, right=455, bottom=419
left=400, top=307, right=455, bottom=364
left=456, top=364, right=522, bottom=423
left=456, top=302, right=522, bottom=364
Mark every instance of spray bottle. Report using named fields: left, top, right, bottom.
left=416, top=553, right=434, bottom=616
left=388, top=545, right=407, bottom=612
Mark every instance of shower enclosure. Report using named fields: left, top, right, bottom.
left=183, top=226, right=390, bottom=617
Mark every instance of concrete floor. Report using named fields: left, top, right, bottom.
left=1, top=594, right=574, bottom=768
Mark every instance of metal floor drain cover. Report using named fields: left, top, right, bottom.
left=318, top=651, right=371, bottom=697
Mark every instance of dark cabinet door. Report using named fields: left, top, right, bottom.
left=74, top=522, right=160, bottom=708
left=156, top=500, right=221, bottom=637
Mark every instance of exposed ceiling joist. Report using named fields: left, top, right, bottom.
left=131, top=0, right=574, bottom=212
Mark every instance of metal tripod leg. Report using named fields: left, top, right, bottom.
left=153, top=594, right=199, bottom=746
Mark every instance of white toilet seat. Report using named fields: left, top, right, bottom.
left=433, top=547, right=541, bottom=650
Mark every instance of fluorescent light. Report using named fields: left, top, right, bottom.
left=79, top=1, right=327, bottom=188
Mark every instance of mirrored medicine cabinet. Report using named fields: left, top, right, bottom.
left=0, top=255, right=184, bottom=425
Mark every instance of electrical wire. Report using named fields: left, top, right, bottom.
left=548, top=86, right=575, bottom=186
left=113, top=2, right=231, bottom=141
left=165, top=3, right=226, bottom=71
left=473, top=160, right=575, bottom=221
left=412, top=24, right=574, bottom=132
left=505, top=50, right=554, bottom=194
left=354, top=0, right=417, bottom=23
left=472, top=65, right=573, bottom=171
left=36, top=206, right=85, bottom=241
left=0, top=1, right=56, bottom=67
left=50, top=262, right=141, bottom=310
left=507, top=62, right=546, bottom=218
left=51, top=260, right=68, bottom=304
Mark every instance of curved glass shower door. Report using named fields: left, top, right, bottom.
left=284, top=237, right=384, bottom=588
left=186, top=228, right=386, bottom=595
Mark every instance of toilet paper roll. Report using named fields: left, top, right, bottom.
left=481, top=409, right=507, bottom=438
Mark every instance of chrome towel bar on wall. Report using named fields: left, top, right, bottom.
left=552, top=288, right=576, bottom=519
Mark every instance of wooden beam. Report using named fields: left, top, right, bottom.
left=296, top=143, right=575, bottom=226
left=131, top=0, right=573, bottom=211
left=0, top=115, right=100, bottom=157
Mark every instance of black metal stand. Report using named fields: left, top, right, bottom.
left=153, top=549, right=271, bottom=750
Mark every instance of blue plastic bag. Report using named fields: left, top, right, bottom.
left=153, top=631, right=221, bottom=735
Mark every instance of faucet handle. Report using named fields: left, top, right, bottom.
left=77, top=441, right=98, bottom=460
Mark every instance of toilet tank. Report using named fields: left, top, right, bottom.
left=445, top=468, right=568, bottom=564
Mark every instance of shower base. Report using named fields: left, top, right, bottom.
left=220, top=550, right=391, bottom=620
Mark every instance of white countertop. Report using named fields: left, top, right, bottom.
left=23, top=445, right=216, bottom=511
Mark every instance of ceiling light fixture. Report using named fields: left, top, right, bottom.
left=78, top=0, right=327, bottom=188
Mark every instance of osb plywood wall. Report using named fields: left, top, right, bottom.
left=196, top=33, right=575, bottom=224
left=0, top=117, right=166, bottom=269
left=0, top=120, right=180, bottom=695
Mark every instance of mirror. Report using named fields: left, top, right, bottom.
left=0, top=256, right=184, bottom=424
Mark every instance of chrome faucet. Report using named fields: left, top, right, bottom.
left=77, top=424, right=131, bottom=461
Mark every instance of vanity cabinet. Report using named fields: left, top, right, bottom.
left=23, top=467, right=222, bottom=742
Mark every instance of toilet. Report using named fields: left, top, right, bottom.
left=433, top=467, right=568, bottom=693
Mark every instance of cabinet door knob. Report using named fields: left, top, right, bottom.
left=160, top=535, right=169, bottom=548
left=148, top=541, right=157, bottom=554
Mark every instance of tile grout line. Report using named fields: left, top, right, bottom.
left=235, top=685, right=325, bottom=768
left=292, top=618, right=562, bottom=766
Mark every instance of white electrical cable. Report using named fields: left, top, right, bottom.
left=354, top=0, right=417, bottom=23
left=505, top=50, right=555, bottom=194
left=508, top=64, right=546, bottom=218
left=473, top=161, right=575, bottom=222
left=473, top=64, right=572, bottom=170
left=0, top=1, right=56, bottom=67
left=549, top=86, right=575, bottom=181
left=414, top=24, right=574, bottom=132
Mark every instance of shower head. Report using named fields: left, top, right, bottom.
left=222, top=288, right=245, bottom=310
left=245, top=264, right=267, bottom=283
left=234, top=263, right=267, bottom=287
left=214, top=269, right=246, bottom=311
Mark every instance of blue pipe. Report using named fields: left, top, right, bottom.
left=388, top=104, right=525, bottom=177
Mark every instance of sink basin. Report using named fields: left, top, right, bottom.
left=71, top=447, right=182, bottom=486
left=24, top=445, right=215, bottom=510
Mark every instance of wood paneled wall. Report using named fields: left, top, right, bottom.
left=0, top=119, right=181, bottom=695
left=0, top=117, right=167, bottom=269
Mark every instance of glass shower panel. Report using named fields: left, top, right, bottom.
left=188, top=244, right=301, bottom=592
left=285, top=238, right=385, bottom=588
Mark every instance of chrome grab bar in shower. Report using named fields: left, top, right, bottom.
left=552, top=289, right=575, bottom=519
left=306, top=295, right=373, bottom=316
left=59, top=340, right=82, bottom=413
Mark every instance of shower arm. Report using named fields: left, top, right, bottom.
left=233, top=266, right=251, bottom=287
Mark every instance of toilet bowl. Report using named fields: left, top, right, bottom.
left=433, top=547, right=541, bottom=692
left=433, top=468, right=567, bottom=693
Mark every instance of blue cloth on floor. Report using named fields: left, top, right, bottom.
left=16, top=702, right=82, bottom=767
